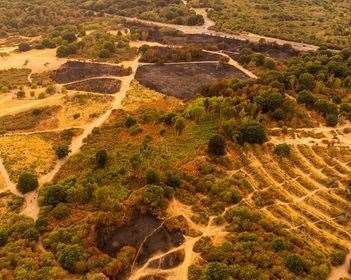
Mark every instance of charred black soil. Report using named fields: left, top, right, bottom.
left=140, top=46, right=223, bottom=63
left=52, top=61, right=132, bottom=84
left=64, top=78, right=121, bottom=94
left=129, top=23, right=299, bottom=60
left=135, top=62, right=248, bottom=100
left=96, top=215, right=184, bottom=265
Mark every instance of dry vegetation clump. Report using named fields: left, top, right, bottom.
left=0, top=68, right=30, bottom=92
left=0, top=106, right=60, bottom=132
left=57, top=93, right=113, bottom=128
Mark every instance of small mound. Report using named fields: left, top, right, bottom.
left=64, top=78, right=121, bottom=94
left=52, top=61, right=131, bottom=83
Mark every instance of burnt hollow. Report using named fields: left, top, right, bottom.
left=96, top=215, right=184, bottom=265
left=135, top=62, right=248, bottom=100
left=64, top=78, right=121, bottom=94
left=52, top=61, right=131, bottom=84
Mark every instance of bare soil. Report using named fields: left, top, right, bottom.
left=52, top=61, right=131, bottom=83
left=64, top=78, right=121, bottom=94
left=135, top=62, right=248, bottom=100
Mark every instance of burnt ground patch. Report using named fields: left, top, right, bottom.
left=96, top=215, right=184, bottom=265
left=64, top=78, right=121, bottom=94
left=51, top=61, right=132, bottom=84
left=140, top=46, right=223, bottom=63
left=135, top=62, right=248, bottom=100
left=128, top=23, right=299, bottom=60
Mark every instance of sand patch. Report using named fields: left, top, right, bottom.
left=0, top=49, right=66, bottom=73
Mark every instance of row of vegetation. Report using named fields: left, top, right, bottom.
left=84, top=0, right=204, bottom=26
left=193, top=0, right=351, bottom=49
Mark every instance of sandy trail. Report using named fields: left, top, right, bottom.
left=204, top=50, right=257, bottom=79
left=129, top=199, right=228, bottom=280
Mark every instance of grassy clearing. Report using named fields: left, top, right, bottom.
left=0, top=130, right=76, bottom=181
left=57, top=92, right=113, bottom=128
left=122, top=81, right=182, bottom=112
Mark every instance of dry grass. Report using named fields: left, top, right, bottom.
left=122, top=80, right=182, bottom=112
left=0, top=134, right=57, bottom=180
left=57, top=92, right=113, bottom=128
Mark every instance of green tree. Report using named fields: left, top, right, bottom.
left=274, top=144, right=291, bottom=157
left=208, top=135, right=226, bottom=156
left=145, top=169, right=160, bottom=184
left=326, top=113, right=338, bottom=127
left=201, top=262, right=231, bottom=280
left=237, top=121, right=267, bottom=145
left=298, top=72, right=315, bottom=90
left=17, top=172, right=39, bottom=194
left=55, top=145, right=70, bottom=159
left=96, top=150, right=108, bottom=168
left=331, top=249, right=347, bottom=266
left=57, top=244, right=85, bottom=273
left=144, top=185, right=165, bottom=208
left=285, top=254, right=305, bottom=274
left=175, top=116, right=186, bottom=135
left=18, top=42, right=31, bottom=52
left=42, top=184, right=67, bottom=206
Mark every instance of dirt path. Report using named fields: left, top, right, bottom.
left=19, top=56, right=141, bottom=220
left=0, top=158, right=20, bottom=196
left=129, top=199, right=228, bottom=280
left=204, top=50, right=257, bottom=79
left=115, top=7, right=318, bottom=52
left=0, top=93, right=63, bottom=118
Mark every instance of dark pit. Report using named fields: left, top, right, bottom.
left=96, top=215, right=184, bottom=265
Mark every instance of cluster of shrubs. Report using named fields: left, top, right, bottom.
left=188, top=206, right=331, bottom=280
left=260, top=47, right=351, bottom=126
left=140, top=46, right=206, bottom=63
left=83, top=0, right=204, bottom=26
left=238, top=47, right=277, bottom=69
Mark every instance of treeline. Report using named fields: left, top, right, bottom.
left=259, top=48, right=351, bottom=126
left=0, top=0, right=88, bottom=37
left=82, top=0, right=204, bottom=26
